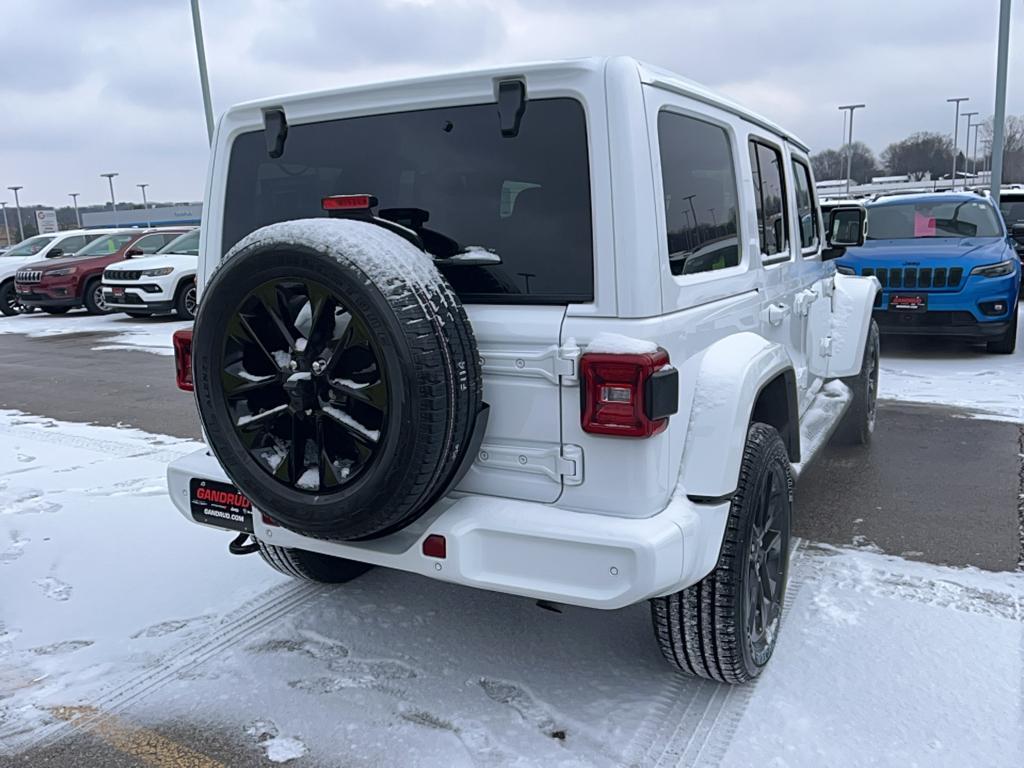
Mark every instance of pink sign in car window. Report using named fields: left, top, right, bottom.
left=914, top=210, right=936, bottom=237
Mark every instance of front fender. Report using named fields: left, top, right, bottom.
left=830, top=274, right=879, bottom=378
left=678, top=333, right=794, bottom=499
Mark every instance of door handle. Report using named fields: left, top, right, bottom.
left=766, top=303, right=791, bottom=326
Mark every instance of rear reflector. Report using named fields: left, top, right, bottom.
left=322, top=194, right=378, bottom=211
left=172, top=328, right=194, bottom=392
left=422, top=534, right=447, bottom=559
left=579, top=349, right=677, bottom=437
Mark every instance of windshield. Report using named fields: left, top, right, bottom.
left=223, top=98, right=594, bottom=304
left=76, top=233, right=136, bottom=256
left=3, top=235, right=55, bottom=257
left=867, top=199, right=1003, bottom=240
left=157, top=229, right=200, bottom=255
left=1000, top=199, right=1024, bottom=225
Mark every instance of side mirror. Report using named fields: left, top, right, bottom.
left=48, top=248, right=64, bottom=259
left=1011, top=222, right=1024, bottom=240
left=125, top=247, right=144, bottom=258
left=823, top=205, right=866, bottom=260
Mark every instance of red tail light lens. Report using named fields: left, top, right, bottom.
left=172, top=328, right=194, bottom=392
left=579, top=350, right=676, bottom=437
left=422, top=534, right=447, bottom=559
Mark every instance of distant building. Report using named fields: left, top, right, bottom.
left=81, top=203, right=202, bottom=229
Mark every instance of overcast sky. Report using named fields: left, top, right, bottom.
left=2, top=0, right=1022, bottom=207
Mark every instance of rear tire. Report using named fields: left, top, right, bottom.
left=175, top=279, right=197, bottom=321
left=83, top=279, right=113, bottom=315
left=256, top=539, right=372, bottom=583
left=986, top=306, right=1017, bottom=354
left=651, top=423, right=793, bottom=684
left=834, top=319, right=880, bottom=445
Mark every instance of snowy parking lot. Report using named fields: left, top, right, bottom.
left=0, top=308, right=1022, bottom=767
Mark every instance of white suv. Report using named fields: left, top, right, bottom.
left=0, top=229, right=121, bottom=315
left=102, top=229, right=200, bottom=320
left=166, top=57, right=879, bottom=683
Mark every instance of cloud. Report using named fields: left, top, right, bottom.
left=0, top=0, right=1021, bottom=206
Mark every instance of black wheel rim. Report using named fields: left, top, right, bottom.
left=4, top=288, right=23, bottom=314
left=745, top=463, right=789, bottom=662
left=221, top=278, right=388, bottom=494
left=866, top=339, right=879, bottom=431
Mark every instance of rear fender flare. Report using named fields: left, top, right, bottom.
left=678, top=333, right=795, bottom=500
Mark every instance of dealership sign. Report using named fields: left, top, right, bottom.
left=35, top=209, right=59, bottom=234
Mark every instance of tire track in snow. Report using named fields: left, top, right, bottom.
left=13, top=580, right=322, bottom=754
left=627, top=540, right=811, bottom=768
left=0, top=419, right=197, bottom=464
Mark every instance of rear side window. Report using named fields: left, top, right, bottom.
left=749, top=140, right=790, bottom=258
left=133, top=234, right=172, bottom=253
left=790, top=159, right=819, bottom=250
left=657, top=111, right=740, bottom=276
left=222, top=99, right=594, bottom=304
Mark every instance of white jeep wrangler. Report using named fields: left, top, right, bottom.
left=167, top=57, right=879, bottom=684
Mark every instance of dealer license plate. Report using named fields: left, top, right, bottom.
left=189, top=478, right=254, bottom=533
left=890, top=294, right=927, bottom=312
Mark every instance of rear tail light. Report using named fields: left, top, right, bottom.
left=172, top=329, right=194, bottom=392
left=579, top=350, right=678, bottom=437
left=422, top=534, right=447, bottom=559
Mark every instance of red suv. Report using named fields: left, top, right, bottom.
left=15, top=228, right=191, bottom=315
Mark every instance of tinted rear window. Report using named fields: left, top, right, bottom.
left=223, top=99, right=594, bottom=303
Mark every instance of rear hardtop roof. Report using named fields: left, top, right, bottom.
left=225, top=56, right=808, bottom=152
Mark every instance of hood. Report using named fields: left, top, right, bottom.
left=111, top=252, right=197, bottom=272
left=841, top=237, right=1013, bottom=267
left=0, top=254, right=51, bottom=278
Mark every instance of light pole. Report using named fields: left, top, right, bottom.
left=68, top=193, right=82, bottom=228
left=972, top=122, right=981, bottom=178
left=838, top=104, right=865, bottom=196
left=137, top=183, right=151, bottom=227
left=947, top=97, right=969, bottom=189
left=190, top=0, right=215, bottom=144
left=961, top=111, right=978, bottom=185
left=7, top=186, right=24, bottom=241
left=1, top=202, right=10, bottom=246
left=101, top=173, right=119, bottom=225
left=990, top=0, right=1012, bottom=202
left=682, top=194, right=700, bottom=246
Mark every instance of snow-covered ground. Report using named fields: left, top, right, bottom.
left=878, top=304, right=1024, bottom=422
left=0, top=310, right=189, bottom=356
left=0, top=411, right=1021, bottom=766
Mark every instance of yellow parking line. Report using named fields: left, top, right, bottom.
left=49, top=706, right=226, bottom=768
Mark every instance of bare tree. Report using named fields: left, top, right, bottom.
left=880, top=132, right=954, bottom=180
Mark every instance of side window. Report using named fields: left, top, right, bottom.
left=791, top=159, right=819, bottom=250
left=658, top=111, right=741, bottom=276
left=748, top=140, right=789, bottom=258
left=57, top=235, right=87, bottom=252
left=134, top=234, right=168, bottom=253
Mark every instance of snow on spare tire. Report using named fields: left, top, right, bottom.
left=192, top=219, right=481, bottom=541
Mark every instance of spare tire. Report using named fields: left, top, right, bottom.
left=192, top=219, right=481, bottom=540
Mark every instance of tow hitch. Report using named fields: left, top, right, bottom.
left=228, top=533, right=260, bottom=555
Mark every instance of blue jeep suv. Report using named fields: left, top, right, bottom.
left=836, top=192, right=1020, bottom=354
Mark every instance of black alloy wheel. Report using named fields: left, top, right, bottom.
left=745, top=460, right=790, bottom=665
left=222, top=278, right=388, bottom=494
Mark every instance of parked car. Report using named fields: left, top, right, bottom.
left=166, top=57, right=879, bottom=684
left=836, top=192, right=1020, bottom=353
left=998, top=188, right=1024, bottom=295
left=14, top=228, right=191, bottom=315
left=0, top=229, right=122, bottom=316
left=102, top=229, right=200, bottom=320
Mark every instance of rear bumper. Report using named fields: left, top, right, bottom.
left=167, top=448, right=729, bottom=610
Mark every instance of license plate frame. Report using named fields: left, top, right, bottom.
left=890, top=293, right=928, bottom=312
left=189, top=478, right=254, bottom=533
